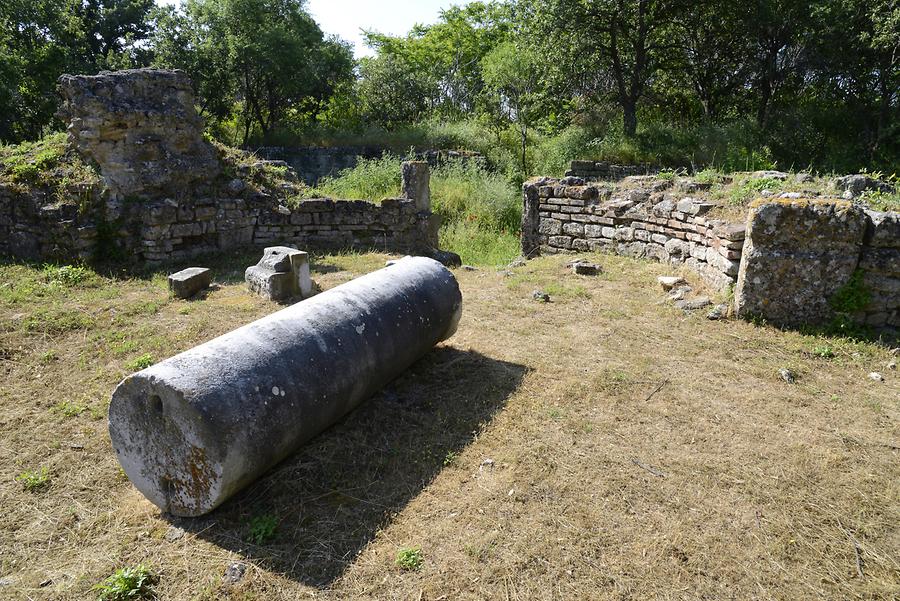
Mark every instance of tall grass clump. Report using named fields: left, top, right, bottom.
left=430, top=160, right=520, bottom=266
left=302, top=153, right=522, bottom=267
left=312, top=153, right=401, bottom=200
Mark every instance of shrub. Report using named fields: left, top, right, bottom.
left=94, top=565, right=156, bottom=601
left=125, top=354, right=154, bottom=372
left=248, top=514, right=278, bottom=544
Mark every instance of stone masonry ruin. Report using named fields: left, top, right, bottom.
left=523, top=165, right=899, bottom=335
left=0, top=69, right=441, bottom=264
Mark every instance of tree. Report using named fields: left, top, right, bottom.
left=358, top=1, right=513, bottom=123
left=525, top=0, right=678, bottom=137
left=482, top=41, right=543, bottom=172
left=152, top=0, right=354, bottom=145
left=671, top=0, right=753, bottom=120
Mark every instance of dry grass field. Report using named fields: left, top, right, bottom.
left=1, top=250, right=898, bottom=600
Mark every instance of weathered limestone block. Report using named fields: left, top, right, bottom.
left=57, top=69, right=221, bottom=199
left=865, top=210, right=900, bottom=249
left=401, top=161, right=431, bottom=211
left=109, top=257, right=462, bottom=516
left=168, top=267, right=212, bottom=299
left=245, top=246, right=313, bottom=301
left=734, top=199, right=868, bottom=326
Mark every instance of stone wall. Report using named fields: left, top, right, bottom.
left=57, top=69, right=221, bottom=201
left=522, top=178, right=899, bottom=335
left=735, top=200, right=899, bottom=331
left=522, top=176, right=744, bottom=290
left=140, top=196, right=436, bottom=264
left=0, top=69, right=441, bottom=265
left=565, top=160, right=660, bottom=181
left=257, top=146, right=482, bottom=185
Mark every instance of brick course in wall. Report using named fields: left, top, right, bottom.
left=522, top=176, right=745, bottom=290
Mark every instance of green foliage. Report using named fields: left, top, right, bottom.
left=125, top=354, right=154, bottom=372
left=829, top=270, right=871, bottom=314
left=43, top=264, right=97, bottom=287
left=726, top=177, right=781, bottom=206
left=152, top=0, right=354, bottom=145
left=16, top=466, right=50, bottom=491
left=311, top=154, right=401, bottom=200
left=54, top=400, right=87, bottom=417
left=248, top=514, right=278, bottom=544
left=396, top=547, right=424, bottom=571
left=858, top=189, right=900, bottom=212
left=812, top=345, right=835, bottom=359
left=443, top=450, right=459, bottom=466
left=94, top=564, right=156, bottom=601
left=440, top=221, right=520, bottom=267
left=431, top=160, right=520, bottom=232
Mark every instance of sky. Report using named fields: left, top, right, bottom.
left=157, top=0, right=474, bottom=58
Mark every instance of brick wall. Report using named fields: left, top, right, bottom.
left=522, top=176, right=744, bottom=290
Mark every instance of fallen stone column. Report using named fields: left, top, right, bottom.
left=109, top=257, right=462, bottom=516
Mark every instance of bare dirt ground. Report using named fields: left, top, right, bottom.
left=2, top=251, right=898, bottom=600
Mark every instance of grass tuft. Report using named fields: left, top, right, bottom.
left=16, top=466, right=51, bottom=492
left=94, top=564, right=156, bottom=601
left=396, top=547, right=424, bottom=571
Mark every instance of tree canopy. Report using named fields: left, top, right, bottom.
left=1, top=0, right=897, bottom=172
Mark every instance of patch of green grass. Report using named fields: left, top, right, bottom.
left=23, top=309, right=95, bottom=334
left=812, top=345, right=835, bottom=359
left=694, top=168, right=724, bottom=185
left=40, top=349, right=58, bottom=363
left=43, top=264, right=97, bottom=287
left=440, top=221, right=520, bottom=267
left=125, top=354, right=154, bottom=372
left=248, top=514, right=278, bottom=545
left=16, top=466, right=51, bottom=491
left=94, top=564, right=157, bottom=601
left=396, top=546, right=424, bottom=571
left=857, top=189, right=900, bottom=212
left=443, top=450, right=458, bottom=466
left=308, top=153, right=401, bottom=201
left=727, top=177, right=781, bottom=206
left=53, top=400, right=86, bottom=417
left=544, top=281, right=590, bottom=300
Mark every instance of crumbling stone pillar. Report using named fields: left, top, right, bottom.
left=57, top=69, right=221, bottom=203
left=108, top=257, right=462, bottom=516
left=734, top=199, right=867, bottom=326
left=401, top=161, right=431, bottom=211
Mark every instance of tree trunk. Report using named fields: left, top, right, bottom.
left=623, top=100, right=638, bottom=137
left=520, top=123, right=528, bottom=175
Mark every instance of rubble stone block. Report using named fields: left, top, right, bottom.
left=245, top=246, right=314, bottom=302
left=168, top=267, right=212, bottom=299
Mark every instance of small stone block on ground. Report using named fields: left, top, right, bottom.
left=573, top=262, right=602, bottom=275
left=168, top=267, right=212, bottom=299
left=246, top=246, right=313, bottom=302
left=658, top=275, right=686, bottom=290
